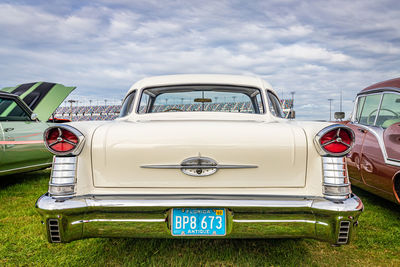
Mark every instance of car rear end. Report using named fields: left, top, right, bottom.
left=36, top=119, right=363, bottom=245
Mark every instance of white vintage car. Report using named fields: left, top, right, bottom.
left=36, top=74, right=363, bottom=245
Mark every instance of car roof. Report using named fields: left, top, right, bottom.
left=0, top=91, right=34, bottom=115
left=359, top=77, right=400, bottom=95
left=0, top=91, right=18, bottom=98
left=128, top=74, right=274, bottom=94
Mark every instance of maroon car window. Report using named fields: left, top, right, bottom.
left=375, top=93, right=400, bottom=128
left=358, top=94, right=381, bottom=125
left=355, top=96, right=365, bottom=122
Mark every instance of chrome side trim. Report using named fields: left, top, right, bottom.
left=0, top=162, right=51, bottom=174
left=351, top=123, right=400, bottom=167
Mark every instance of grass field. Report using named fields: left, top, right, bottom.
left=1, top=169, right=399, bottom=266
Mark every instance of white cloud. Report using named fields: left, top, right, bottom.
left=266, top=45, right=350, bottom=64
left=0, top=0, right=399, bottom=120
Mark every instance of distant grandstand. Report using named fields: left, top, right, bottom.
left=54, top=105, right=121, bottom=121
left=281, top=99, right=293, bottom=115
left=54, top=99, right=294, bottom=121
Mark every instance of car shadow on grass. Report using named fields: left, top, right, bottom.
left=352, top=186, right=400, bottom=212
left=0, top=168, right=50, bottom=189
left=95, top=238, right=312, bottom=266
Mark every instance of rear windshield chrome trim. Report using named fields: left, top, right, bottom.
left=135, top=84, right=266, bottom=115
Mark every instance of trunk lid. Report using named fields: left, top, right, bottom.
left=1, top=82, right=76, bottom=121
left=92, top=120, right=307, bottom=188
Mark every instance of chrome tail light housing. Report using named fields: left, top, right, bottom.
left=314, top=125, right=354, bottom=157
left=44, top=125, right=83, bottom=197
left=44, top=125, right=85, bottom=156
left=315, top=125, right=354, bottom=200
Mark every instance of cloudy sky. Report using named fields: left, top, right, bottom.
left=0, top=0, right=399, bottom=119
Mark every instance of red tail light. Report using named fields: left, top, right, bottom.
left=44, top=125, right=84, bottom=155
left=315, top=125, right=354, bottom=156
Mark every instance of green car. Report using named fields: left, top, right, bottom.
left=0, top=82, right=75, bottom=176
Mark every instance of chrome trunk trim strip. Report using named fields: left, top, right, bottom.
left=141, top=164, right=258, bottom=169
left=141, top=155, right=257, bottom=177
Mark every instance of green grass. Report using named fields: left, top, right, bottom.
left=1, top=170, right=400, bottom=266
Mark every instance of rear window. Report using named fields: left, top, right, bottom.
left=137, top=85, right=265, bottom=114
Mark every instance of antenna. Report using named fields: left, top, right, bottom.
left=290, top=91, right=295, bottom=109
left=328, top=98, right=334, bottom=121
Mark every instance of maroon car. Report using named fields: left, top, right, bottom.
left=344, top=78, right=400, bottom=204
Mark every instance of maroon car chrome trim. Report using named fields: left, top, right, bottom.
left=350, top=123, right=400, bottom=167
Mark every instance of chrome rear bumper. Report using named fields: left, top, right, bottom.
left=36, top=193, right=363, bottom=244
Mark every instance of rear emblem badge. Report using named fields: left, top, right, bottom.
left=141, top=154, right=257, bottom=177
left=181, top=156, right=218, bottom=177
